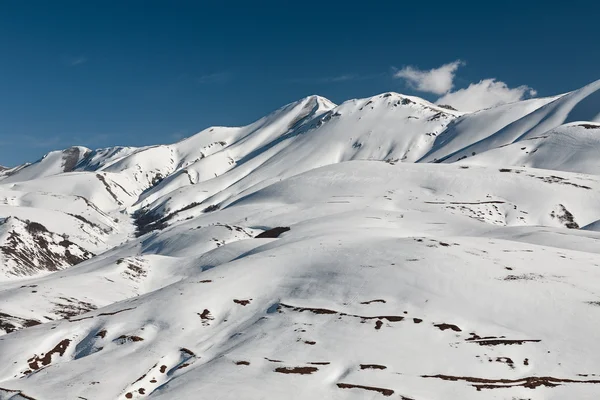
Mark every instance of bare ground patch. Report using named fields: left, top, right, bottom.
left=274, top=366, right=318, bottom=375
left=422, top=374, right=600, bottom=390
left=27, top=339, right=71, bottom=371
left=337, top=383, right=394, bottom=397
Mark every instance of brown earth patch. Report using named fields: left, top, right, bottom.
left=496, top=357, right=515, bottom=368
left=360, top=364, right=387, bottom=370
left=279, top=303, right=337, bottom=314
left=53, top=297, right=97, bottom=319
left=470, top=339, right=541, bottom=346
left=465, top=333, right=503, bottom=341
left=279, top=303, right=404, bottom=330
left=274, top=366, right=318, bottom=375
left=337, top=383, right=394, bottom=396
left=0, top=312, right=42, bottom=334
left=97, top=307, right=136, bottom=317
left=28, top=339, right=71, bottom=370
left=360, top=299, right=386, bottom=304
left=365, top=316, right=404, bottom=322
left=198, top=309, right=214, bottom=325
left=180, top=348, right=196, bottom=357
left=422, top=374, right=600, bottom=390
left=434, top=323, right=462, bottom=332
left=115, top=335, right=144, bottom=343
left=1, top=219, right=93, bottom=277
left=425, top=200, right=505, bottom=205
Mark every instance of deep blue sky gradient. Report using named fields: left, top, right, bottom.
left=1, top=1, right=598, bottom=166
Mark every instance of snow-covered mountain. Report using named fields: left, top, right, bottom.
left=0, top=79, right=599, bottom=400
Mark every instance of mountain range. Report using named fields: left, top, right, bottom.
left=0, top=79, right=599, bottom=399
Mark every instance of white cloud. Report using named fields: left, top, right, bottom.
left=394, top=60, right=464, bottom=95
left=436, top=79, right=537, bottom=112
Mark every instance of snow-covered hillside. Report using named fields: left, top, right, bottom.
left=0, top=79, right=599, bottom=400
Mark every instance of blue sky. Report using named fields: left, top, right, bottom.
left=1, top=1, right=598, bottom=166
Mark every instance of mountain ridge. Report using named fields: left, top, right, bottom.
left=0, top=80, right=599, bottom=399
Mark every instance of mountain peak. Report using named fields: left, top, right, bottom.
left=305, top=94, right=337, bottom=110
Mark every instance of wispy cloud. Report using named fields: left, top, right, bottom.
left=70, top=133, right=113, bottom=145
left=19, top=135, right=65, bottom=148
left=196, top=72, right=232, bottom=84
left=0, top=133, right=115, bottom=151
left=0, top=135, right=38, bottom=147
left=318, top=74, right=358, bottom=83
left=170, top=130, right=188, bottom=141
left=65, top=56, right=88, bottom=67
left=288, top=73, right=381, bottom=84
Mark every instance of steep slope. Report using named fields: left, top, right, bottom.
left=426, top=79, right=600, bottom=163
left=76, top=96, right=337, bottom=196
left=0, top=146, right=91, bottom=184
left=0, top=217, right=93, bottom=278
left=0, top=172, right=137, bottom=279
left=131, top=95, right=337, bottom=207
left=461, top=122, right=600, bottom=174
left=420, top=96, right=562, bottom=162
left=133, top=93, right=460, bottom=234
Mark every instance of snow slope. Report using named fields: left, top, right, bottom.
left=422, top=79, right=600, bottom=163
left=462, top=122, right=600, bottom=174
left=0, top=146, right=91, bottom=184
left=132, top=93, right=461, bottom=233
left=0, top=79, right=600, bottom=400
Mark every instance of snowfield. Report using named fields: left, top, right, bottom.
left=0, top=80, right=599, bottom=400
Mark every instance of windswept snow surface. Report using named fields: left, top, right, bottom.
left=1, top=81, right=600, bottom=399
